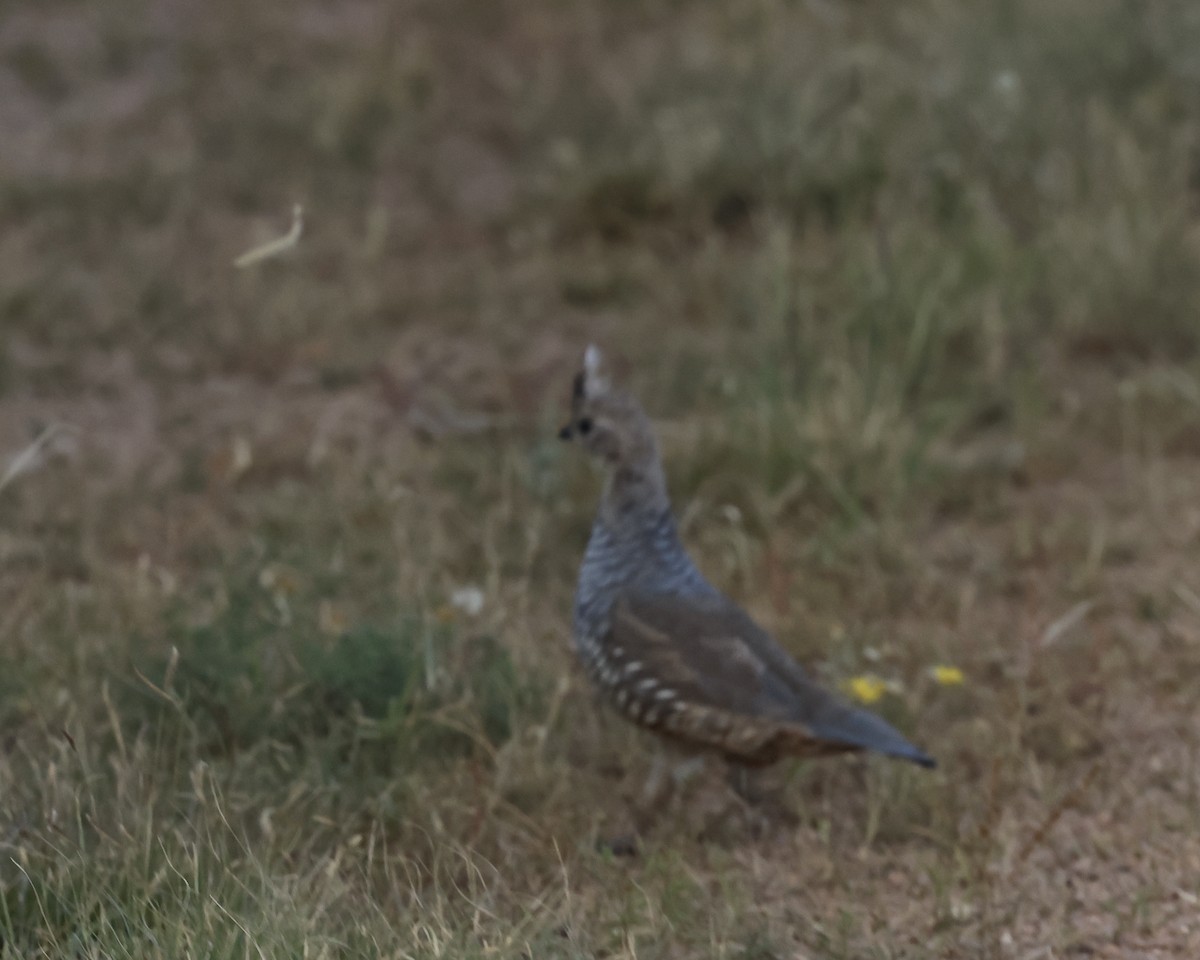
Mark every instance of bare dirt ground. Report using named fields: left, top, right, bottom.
left=3, top=1, right=1200, bottom=957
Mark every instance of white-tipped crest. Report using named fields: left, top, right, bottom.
left=583, top=344, right=608, bottom=394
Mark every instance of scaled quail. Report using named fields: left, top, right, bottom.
left=559, top=346, right=935, bottom=770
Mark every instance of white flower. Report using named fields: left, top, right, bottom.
left=450, top=586, right=485, bottom=618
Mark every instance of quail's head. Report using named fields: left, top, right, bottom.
left=559, top=346, right=658, bottom=472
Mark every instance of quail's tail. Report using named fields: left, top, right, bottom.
left=805, top=697, right=936, bottom=769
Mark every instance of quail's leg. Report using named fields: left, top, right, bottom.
left=630, top=749, right=709, bottom=833
left=597, top=751, right=677, bottom=855
left=726, top=762, right=762, bottom=804
left=632, top=750, right=676, bottom=833
left=721, top=761, right=797, bottom=833
left=601, top=749, right=720, bottom=851
left=628, top=752, right=665, bottom=834
left=682, top=761, right=756, bottom=842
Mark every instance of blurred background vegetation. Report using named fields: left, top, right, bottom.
left=3, top=0, right=1200, bottom=956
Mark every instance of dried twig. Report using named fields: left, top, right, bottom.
left=1014, top=760, right=1103, bottom=866
left=234, top=204, right=304, bottom=267
left=1038, top=600, right=1095, bottom=648
left=0, top=422, right=76, bottom=494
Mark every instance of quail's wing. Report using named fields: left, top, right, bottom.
left=610, top=591, right=935, bottom=767
left=610, top=591, right=802, bottom=720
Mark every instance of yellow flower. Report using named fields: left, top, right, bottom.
left=931, top=665, right=965, bottom=686
left=844, top=675, right=887, bottom=704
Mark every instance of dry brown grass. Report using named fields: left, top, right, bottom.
left=3, top=0, right=1200, bottom=956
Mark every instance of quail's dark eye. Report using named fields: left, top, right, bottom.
left=577, top=417, right=593, bottom=435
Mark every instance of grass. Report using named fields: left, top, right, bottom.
left=3, top=0, right=1200, bottom=955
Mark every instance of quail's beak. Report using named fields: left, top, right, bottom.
left=558, top=422, right=574, bottom=441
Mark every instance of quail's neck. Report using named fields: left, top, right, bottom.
left=600, top=461, right=670, bottom=530
left=574, top=454, right=713, bottom=642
